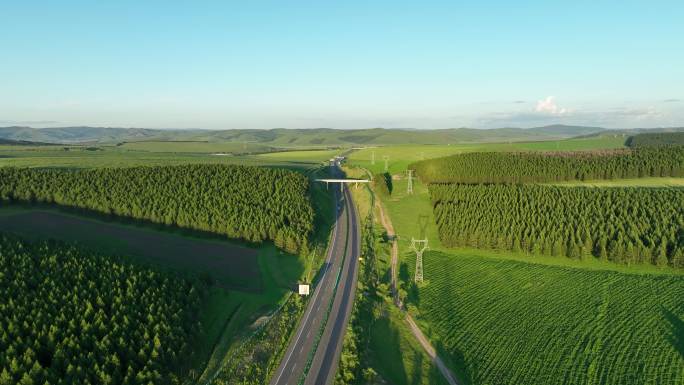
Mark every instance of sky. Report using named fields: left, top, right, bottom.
left=1, top=0, right=683, bottom=129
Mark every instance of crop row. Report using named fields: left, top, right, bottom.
left=404, top=251, right=684, bottom=385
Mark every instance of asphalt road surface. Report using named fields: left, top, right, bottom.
left=270, top=166, right=360, bottom=385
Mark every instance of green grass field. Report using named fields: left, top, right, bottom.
left=118, top=140, right=274, bottom=153
left=0, top=144, right=338, bottom=169
left=255, top=148, right=340, bottom=163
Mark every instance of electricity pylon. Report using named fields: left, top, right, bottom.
left=407, top=169, right=414, bottom=195
left=410, top=238, right=428, bottom=283
left=383, top=155, right=390, bottom=172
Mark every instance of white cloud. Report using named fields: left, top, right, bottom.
left=610, top=106, right=662, bottom=120
left=535, top=96, right=569, bottom=115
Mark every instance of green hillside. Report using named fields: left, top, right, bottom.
left=0, top=125, right=610, bottom=146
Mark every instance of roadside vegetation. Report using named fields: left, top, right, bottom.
left=335, top=166, right=449, bottom=385
left=335, top=212, right=381, bottom=385
left=0, top=235, right=203, bottom=385
left=207, top=295, right=304, bottom=385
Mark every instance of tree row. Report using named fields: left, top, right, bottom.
left=430, top=184, right=684, bottom=267
left=412, top=146, right=684, bottom=184
left=0, top=165, right=315, bottom=254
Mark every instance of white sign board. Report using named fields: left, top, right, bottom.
left=298, top=284, right=310, bottom=296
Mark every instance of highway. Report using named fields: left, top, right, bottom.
left=270, top=165, right=360, bottom=385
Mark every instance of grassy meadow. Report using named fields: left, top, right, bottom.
left=118, top=140, right=274, bottom=153
left=0, top=143, right=336, bottom=169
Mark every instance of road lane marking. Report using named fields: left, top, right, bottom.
left=271, top=189, right=341, bottom=385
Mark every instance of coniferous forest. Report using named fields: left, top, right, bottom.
left=626, top=131, right=684, bottom=147
left=412, top=146, right=684, bottom=184
left=0, top=235, right=203, bottom=385
left=0, top=165, right=314, bottom=254
left=431, top=184, right=684, bottom=267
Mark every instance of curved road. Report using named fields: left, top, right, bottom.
left=270, top=166, right=360, bottom=385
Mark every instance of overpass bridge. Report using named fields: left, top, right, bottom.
left=314, top=178, right=370, bottom=190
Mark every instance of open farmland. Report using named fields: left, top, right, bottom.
left=404, top=251, right=684, bottom=385
left=0, top=144, right=335, bottom=169
left=118, top=140, right=274, bottom=154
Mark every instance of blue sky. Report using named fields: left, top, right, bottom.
left=2, top=1, right=683, bottom=129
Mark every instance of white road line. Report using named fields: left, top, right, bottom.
left=271, top=191, right=340, bottom=385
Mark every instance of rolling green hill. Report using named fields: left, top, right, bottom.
left=0, top=125, right=615, bottom=146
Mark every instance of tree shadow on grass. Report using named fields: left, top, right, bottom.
left=370, top=315, right=409, bottom=385
left=417, top=214, right=430, bottom=240
left=662, top=306, right=684, bottom=359
left=433, top=339, right=473, bottom=385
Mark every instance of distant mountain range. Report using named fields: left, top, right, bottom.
left=0, top=125, right=682, bottom=146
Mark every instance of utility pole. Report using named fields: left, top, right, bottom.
left=410, top=238, right=428, bottom=283
left=371, top=151, right=375, bottom=165
left=383, top=155, right=390, bottom=172
left=407, top=169, right=414, bottom=195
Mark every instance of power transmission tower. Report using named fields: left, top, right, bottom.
left=410, top=238, right=428, bottom=283
left=383, top=155, right=390, bottom=172
left=407, top=169, right=414, bottom=195
left=371, top=151, right=375, bottom=165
